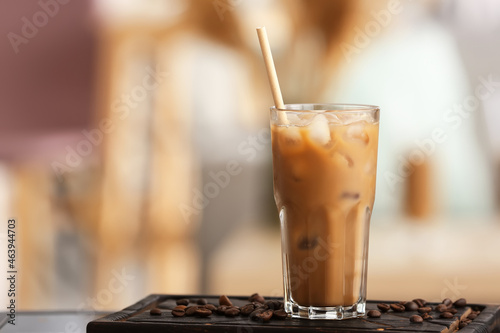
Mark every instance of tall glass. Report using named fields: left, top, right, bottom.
left=271, top=104, right=380, bottom=320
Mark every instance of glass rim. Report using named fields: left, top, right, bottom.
left=271, top=103, right=379, bottom=113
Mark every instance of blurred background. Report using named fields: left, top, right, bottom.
left=0, top=0, right=499, bottom=311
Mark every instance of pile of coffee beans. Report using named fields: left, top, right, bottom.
left=149, top=295, right=479, bottom=329
left=150, top=293, right=287, bottom=323
left=368, top=297, right=477, bottom=328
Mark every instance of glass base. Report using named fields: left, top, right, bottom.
left=286, top=300, right=366, bottom=320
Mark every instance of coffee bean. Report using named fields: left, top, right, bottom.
left=410, top=315, right=423, bottom=323
left=195, top=308, right=212, bottom=317
left=459, top=320, right=469, bottom=329
left=255, top=309, right=274, bottom=323
left=240, top=304, right=256, bottom=316
left=216, top=306, right=227, bottom=315
left=468, top=313, right=478, bottom=320
left=172, top=309, right=185, bottom=317
left=150, top=308, right=162, bottom=316
left=442, top=298, right=453, bottom=307
left=417, top=307, right=432, bottom=314
left=265, top=300, right=281, bottom=310
left=367, top=310, right=381, bottom=318
left=421, top=313, right=432, bottom=320
left=174, top=305, right=187, bottom=310
left=440, top=312, right=454, bottom=319
left=273, top=309, right=287, bottom=320
left=249, top=293, right=266, bottom=304
left=197, top=298, right=207, bottom=305
left=185, top=306, right=199, bottom=316
left=219, top=295, right=233, bottom=307
left=390, top=303, right=405, bottom=312
left=250, top=308, right=265, bottom=320
left=435, top=304, right=448, bottom=313
left=404, top=301, right=418, bottom=311
left=278, top=301, right=284, bottom=309
left=413, top=299, right=427, bottom=307
left=399, top=301, right=407, bottom=305
left=205, top=304, right=217, bottom=312
left=454, top=298, right=467, bottom=308
left=448, top=308, right=458, bottom=314
left=225, top=307, right=240, bottom=317
left=176, top=298, right=189, bottom=306
left=253, top=302, right=266, bottom=310
left=377, top=303, right=390, bottom=312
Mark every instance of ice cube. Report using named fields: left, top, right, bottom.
left=286, top=113, right=301, bottom=125
left=332, top=152, right=354, bottom=168
left=324, top=112, right=342, bottom=124
left=279, top=126, right=302, bottom=148
left=298, top=113, right=315, bottom=126
left=308, top=114, right=331, bottom=146
left=338, top=113, right=372, bottom=125
left=344, top=121, right=369, bottom=145
left=364, top=157, right=376, bottom=174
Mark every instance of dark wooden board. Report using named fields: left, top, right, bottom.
left=87, top=295, right=500, bottom=333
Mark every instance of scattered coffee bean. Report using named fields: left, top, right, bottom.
left=176, top=298, right=189, bottom=306
left=216, top=306, right=227, bottom=315
left=250, top=308, right=265, bottom=320
left=391, top=303, right=405, bottom=312
left=176, top=304, right=188, bottom=309
left=367, top=310, right=381, bottom=318
left=417, top=307, right=432, bottom=314
left=435, top=304, right=448, bottom=313
left=454, top=298, right=467, bottom=308
left=249, top=293, right=266, bottom=304
left=448, top=308, right=458, bottom=314
left=265, top=300, right=281, bottom=310
left=240, top=304, right=256, bottom=316
left=421, top=313, right=432, bottom=320
left=204, top=304, right=217, bottom=312
left=219, top=295, right=233, bottom=307
left=468, top=313, right=478, bottom=320
left=404, top=301, right=418, bottom=311
left=195, top=308, right=212, bottom=317
left=410, top=315, right=423, bottom=323
left=413, top=299, right=427, bottom=307
left=150, top=308, right=162, bottom=316
left=185, top=306, right=199, bottom=316
left=172, top=309, right=185, bottom=317
left=440, top=312, right=454, bottom=319
left=442, top=298, right=453, bottom=307
left=459, top=320, right=469, bottom=329
left=255, top=309, right=274, bottom=323
left=197, top=298, right=207, bottom=305
left=273, top=309, right=287, bottom=320
left=377, top=303, right=390, bottom=312
left=225, top=307, right=241, bottom=317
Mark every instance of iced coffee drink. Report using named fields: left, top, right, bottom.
left=271, top=104, right=379, bottom=320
